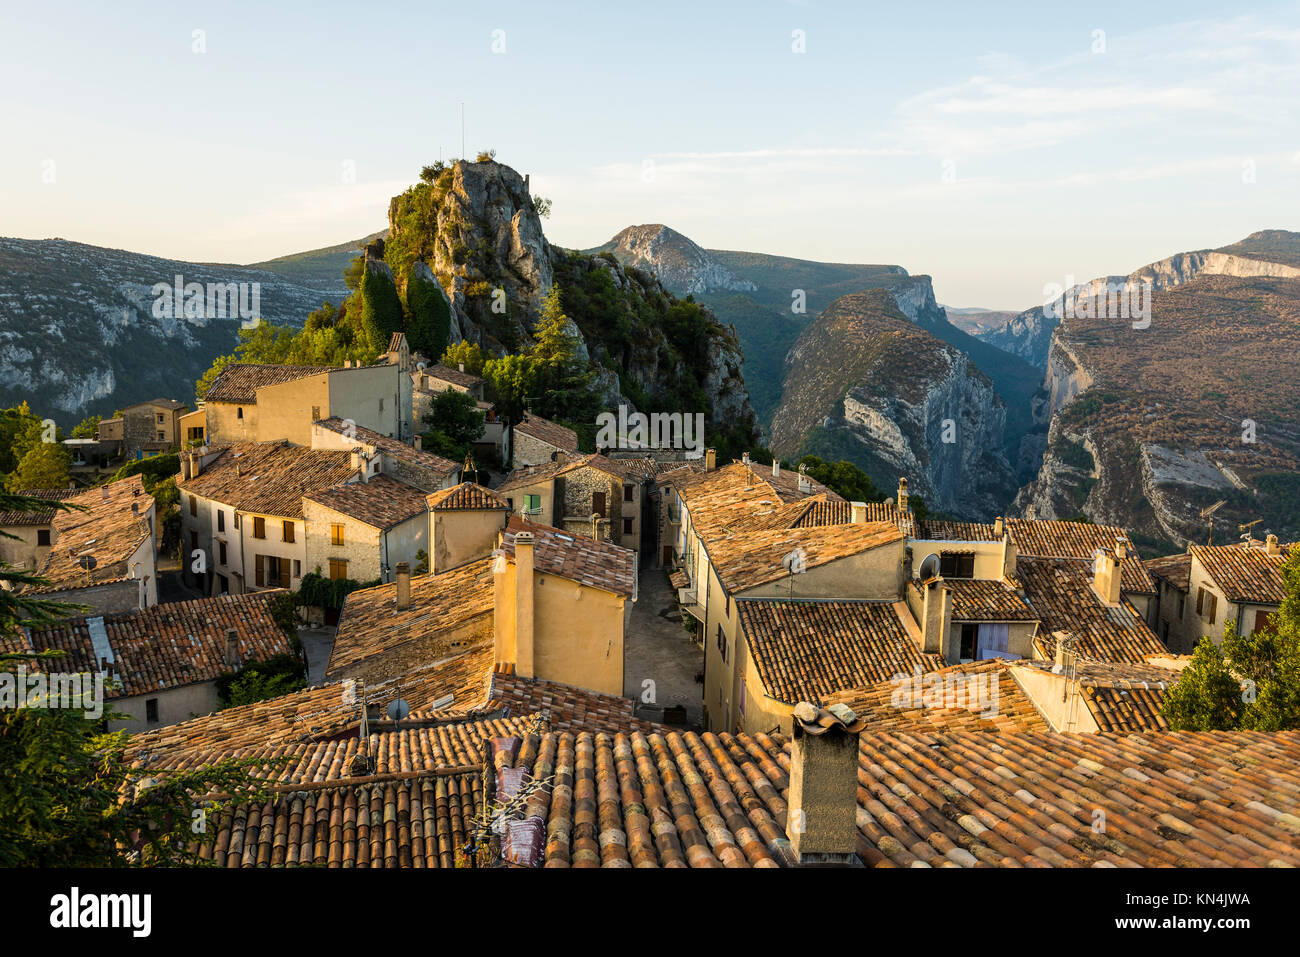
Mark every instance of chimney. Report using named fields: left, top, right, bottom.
left=459, top=362, right=465, bottom=373
left=413, top=434, right=422, bottom=451
left=786, top=702, right=865, bottom=866
left=1093, top=548, right=1121, bottom=605
left=395, top=561, right=411, bottom=611
left=1266, top=534, right=1281, bottom=557
left=1003, top=534, right=1018, bottom=579
left=993, top=516, right=1003, bottom=538
left=190, top=452, right=203, bottom=479
left=554, top=450, right=567, bottom=469
left=101, top=486, right=110, bottom=501
left=704, top=448, right=716, bottom=472
left=921, top=580, right=954, bottom=656
left=797, top=464, right=812, bottom=494
left=131, top=502, right=139, bottom=517
left=514, top=531, right=535, bottom=678
left=850, top=501, right=867, bottom=524
left=1115, top=537, right=1128, bottom=560
left=223, top=628, right=240, bottom=669
left=896, top=478, right=909, bottom=514
left=181, top=455, right=192, bottom=481
left=772, top=460, right=781, bottom=480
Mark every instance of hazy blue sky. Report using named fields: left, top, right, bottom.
left=2, top=0, right=1297, bottom=308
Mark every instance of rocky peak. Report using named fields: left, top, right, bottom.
left=595, top=224, right=756, bottom=295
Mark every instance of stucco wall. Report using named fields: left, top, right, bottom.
left=110, top=681, right=222, bottom=733
left=431, top=509, right=505, bottom=573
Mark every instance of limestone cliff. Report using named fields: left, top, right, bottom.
left=591, top=225, right=756, bottom=295
left=770, top=289, right=1016, bottom=518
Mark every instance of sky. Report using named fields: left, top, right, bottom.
left=1, top=0, right=1298, bottom=309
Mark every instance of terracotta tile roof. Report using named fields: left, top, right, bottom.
left=16, top=591, right=294, bottom=697
left=316, top=417, right=458, bottom=478
left=1017, top=557, right=1167, bottom=664
left=781, top=498, right=911, bottom=530
left=736, top=599, right=944, bottom=705
left=0, top=488, right=77, bottom=526
left=497, top=459, right=564, bottom=494
left=328, top=559, right=495, bottom=677
left=1145, top=552, right=1192, bottom=591
left=1012, top=658, right=1180, bottom=733
left=515, top=413, right=578, bottom=452
left=128, top=647, right=497, bottom=768
left=153, top=713, right=539, bottom=781
left=500, top=516, right=636, bottom=598
left=179, top=441, right=356, bottom=519
left=1190, top=543, right=1293, bottom=604
left=490, top=672, right=661, bottom=735
left=195, top=770, right=483, bottom=868
left=609, top=456, right=662, bottom=480
left=708, top=521, right=902, bottom=593
left=945, top=578, right=1037, bottom=621
left=426, top=481, right=510, bottom=511
left=484, top=727, right=1300, bottom=867
left=824, top=660, right=1050, bottom=733
left=914, top=519, right=1001, bottom=541
left=204, top=363, right=330, bottom=404
left=1008, top=519, right=1154, bottom=593
left=424, top=363, right=485, bottom=389
left=556, top=452, right=640, bottom=482
left=29, top=476, right=153, bottom=593
left=386, top=332, right=406, bottom=353
left=304, top=474, right=428, bottom=529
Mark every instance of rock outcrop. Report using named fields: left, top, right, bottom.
left=592, top=225, right=756, bottom=295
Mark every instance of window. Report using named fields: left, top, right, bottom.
left=157, top=430, right=165, bottom=441
left=311, top=405, right=320, bottom=421
left=939, top=552, right=975, bottom=578
left=37, top=529, right=51, bottom=547
left=1177, top=594, right=1186, bottom=619
left=253, top=517, right=266, bottom=539
left=1254, top=610, right=1274, bottom=634
left=623, top=517, right=634, bottom=535
left=294, top=560, right=301, bottom=577
left=329, top=558, right=348, bottom=580
left=959, top=623, right=979, bottom=660
left=156, top=413, right=164, bottom=425
left=1196, top=587, right=1205, bottom=615
left=218, top=541, right=227, bottom=565
left=145, top=698, right=159, bottom=724
left=234, top=512, right=240, bottom=529
left=1206, top=593, right=1218, bottom=625
left=623, top=484, right=634, bottom=503
left=716, top=624, right=728, bottom=663
left=1160, top=620, right=1169, bottom=644
left=379, top=398, right=384, bottom=412
left=282, top=520, right=295, bottom=543
left=188, top=495, right=197, bottom=517
left=523, top=494, right=540, bottom=514
left=217, top=510, right=225, bottom=532
left=592, top=491, right=607, bottom=517
left=237, top=407, right=244, bottom=419
left=331, top=524, right=345, bottom=546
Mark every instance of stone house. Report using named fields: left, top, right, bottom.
left=511, top=412, right=578, bottom=468
left=97, top=398, right=188, bottom=461
left=13, top=591, right=294, bottom=732
left=200, top=361, right=412, bottom=447
left=497, top=452, right=646, bottom=552
left=23, top=476, right=157, bottom=616
left=177, top=441, right=357, bottom=596
left=310, top=418, right=459, bottom=493
left=0, top=488, right=76, bottom=573
left=302, top=474, right=430, bottom=584
left=493, top=518, right=637, bottom=697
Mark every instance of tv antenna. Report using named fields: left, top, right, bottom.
left=1238, top=518, right=1263, bottom=545
left=781, top=547, right=807, bottom=600
left=1200, top=499, right=1226, bottom=545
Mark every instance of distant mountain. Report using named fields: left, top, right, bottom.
left=1014, top=232, right=1300, bottom=547
left=590, top=225, right=911, bottom=426
left=769, top=288, right=1018, bottom=519
left=590, top=225, right=755, bottom=295
left=0, top=236, right=362, bottom=421
left=944, top=305, right=1019, bottom=336
left=249, top=231, right=385, bottom=292
left=981, top=230, right=1300, bottom=367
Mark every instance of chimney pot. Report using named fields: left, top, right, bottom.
left=395, top=561, right=411, bottom=610
left=414, top=435, right=422, bottom=451
left=772, top=460, right=781, bottom=479
left=993, top=516, right=1004, bottom=537
left=897, top=477, right=909, bottom=513
left=850, top=501, right=867, bottom=524
left=704, top=448, right=716, bottom=473
left=1266, top=534, right=1281, bottom=556
left=101, top=486, right=110, bottom=501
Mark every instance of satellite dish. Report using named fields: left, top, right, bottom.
left=387, top=698, right=410, bottom=721
left=781, top=548, right=807, bottom=575
left=919, top=554, right=939, bottom=580
left=77, top=555, right=98, bottom=571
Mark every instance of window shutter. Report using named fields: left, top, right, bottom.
left=255, top=555, right=265, bottom=587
